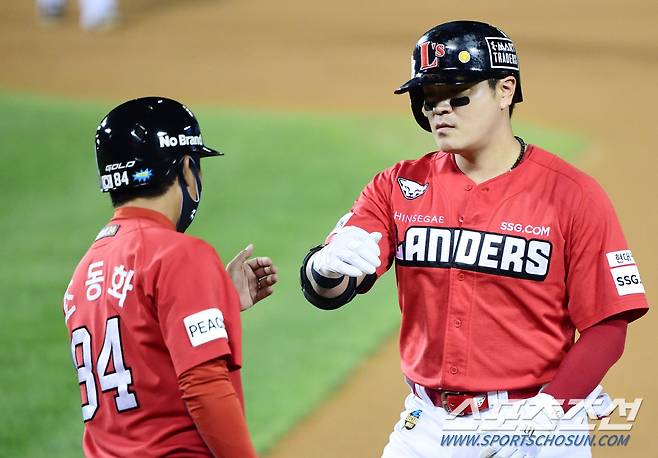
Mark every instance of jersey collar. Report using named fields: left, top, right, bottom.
left=111, top=206, right=176, bottom=230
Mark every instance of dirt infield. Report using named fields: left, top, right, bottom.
left=1, top=0, right=655, bottom=456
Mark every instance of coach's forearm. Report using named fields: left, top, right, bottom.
left=179, top=358, right=258, bottom=458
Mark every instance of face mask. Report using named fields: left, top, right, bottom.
left=176, top=157, right=202, bottom=233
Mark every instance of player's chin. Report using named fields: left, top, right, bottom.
left=432, top=134, right=460, bottom=153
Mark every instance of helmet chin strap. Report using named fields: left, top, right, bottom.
left=176, top=158, right=202, bottom=233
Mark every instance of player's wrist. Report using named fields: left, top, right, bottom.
left=310, top=254, right=345, bottom=287
left=311, top=265, right=345, bottom=288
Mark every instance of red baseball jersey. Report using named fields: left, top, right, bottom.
left=63, top=207, right=243, bottom=457
left=338, top=145, right=649, bottom=392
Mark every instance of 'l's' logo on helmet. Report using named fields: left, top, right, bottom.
left=418, top=41, right=446, bottom=71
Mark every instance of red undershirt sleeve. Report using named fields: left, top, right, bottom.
left=178, top=358, right=257, bottom=458
left=543, top=314, right=629, bottom=412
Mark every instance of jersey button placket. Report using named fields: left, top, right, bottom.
left=450, top=184, right=473, bottom=383
left=445, top=269, right=467, bottom=383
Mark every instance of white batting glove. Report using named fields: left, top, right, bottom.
left=572, top=384, right=613, bottom=419
left=311, top=226, right=382, bottom=278
left=480, top=393, right=564, bottom=458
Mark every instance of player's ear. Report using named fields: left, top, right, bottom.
left=497, top=76, right=516, bottom=110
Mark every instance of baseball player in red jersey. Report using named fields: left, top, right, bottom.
left=63, top=97, right=278, bottom=457
left=300, top=21, right=649, bottom=457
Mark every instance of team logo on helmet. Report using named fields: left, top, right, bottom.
left=404, top=409, right=422, bottom=430
left=418, top=41, right=446, bottom=71
left=398, top=177, right=429, bottom=200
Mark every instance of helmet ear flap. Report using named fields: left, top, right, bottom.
left=410, top=88, right=431, bottom=132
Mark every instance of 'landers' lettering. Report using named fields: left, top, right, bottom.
left=395, top=226, right=552, bottom=281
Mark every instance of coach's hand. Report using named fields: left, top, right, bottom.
left=227, top=244, right=278, bottom=311
left=312, top=226, right=382, bottom=278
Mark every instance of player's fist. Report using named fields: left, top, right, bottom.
left=312, top=226, right=382, bottom=278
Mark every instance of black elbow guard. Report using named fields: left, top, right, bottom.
left=300, top=245, right=358, bottom=310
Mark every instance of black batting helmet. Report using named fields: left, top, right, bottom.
left=395, top=20, right=523, bottom=132
left=95, top=97, right=222, bottom=193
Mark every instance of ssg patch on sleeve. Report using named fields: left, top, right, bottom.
left=606, top=251, right=645, bottom=296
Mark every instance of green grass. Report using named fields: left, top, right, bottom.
left=0, top=92, right=585, bottom=456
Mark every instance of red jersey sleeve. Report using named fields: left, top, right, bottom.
left=155, top=239, right=242, bottom=377
left=566, top=179, right=649, bottom=330
left=326, top=166, right=397, bottom=278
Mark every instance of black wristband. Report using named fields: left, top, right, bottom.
left=300, top=245, right=358, bottom=311
left=310, top=261, right=345, bottom=289
left=356, top=273, right=378, bottom=294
